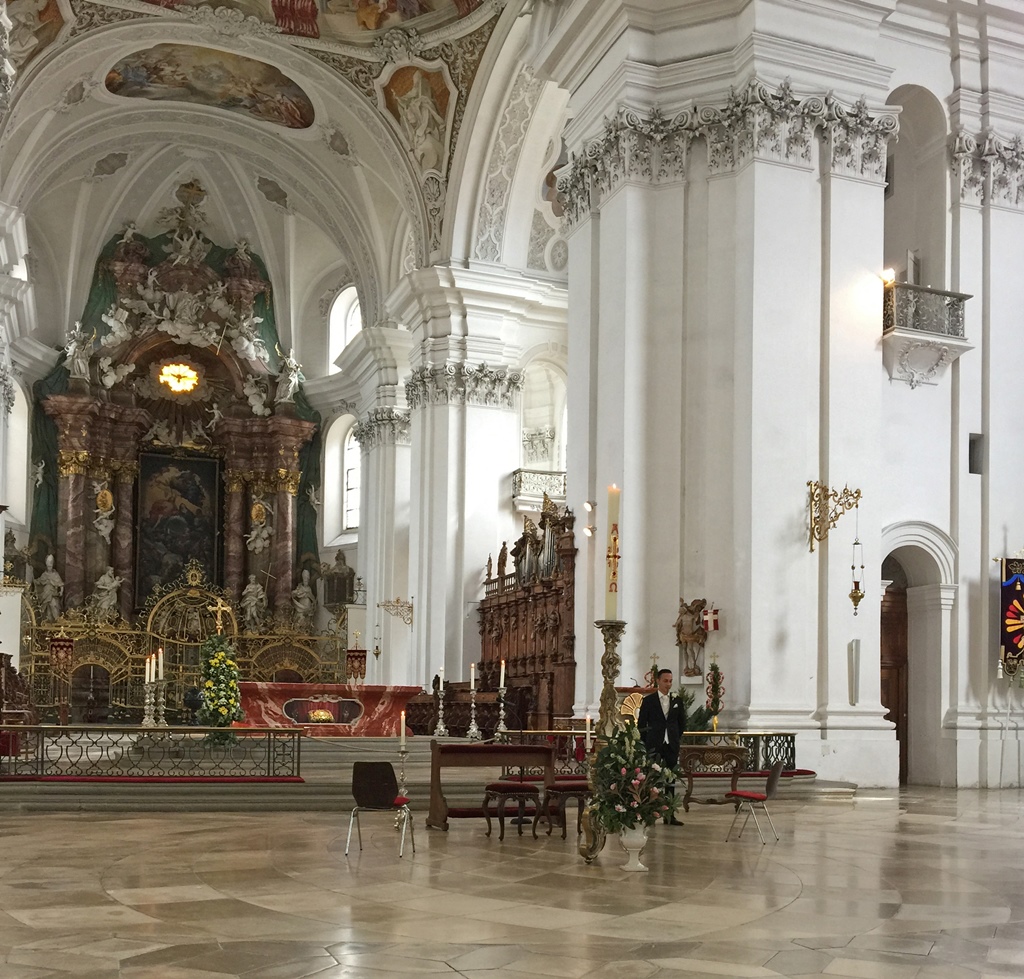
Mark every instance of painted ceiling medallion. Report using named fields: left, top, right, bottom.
left=159, top=363, right=201, bottom=394
left=105, top=44, right=314, bottom=130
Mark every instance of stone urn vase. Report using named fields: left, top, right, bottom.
left=617, top=823, right=650, bottom=872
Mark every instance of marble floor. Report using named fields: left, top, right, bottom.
left=1, top=788, right=1023, bottom=979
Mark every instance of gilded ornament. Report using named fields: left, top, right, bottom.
left=250, top=501, right=268, bottom=526
left=57, top=450, right=91, bottom=476
left=95, top=488, right=114, bottom=513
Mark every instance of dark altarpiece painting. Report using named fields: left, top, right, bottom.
left=135, top=452, right=221, bottom=605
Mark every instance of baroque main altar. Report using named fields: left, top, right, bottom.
left=7, top=182, right=360, bottom=724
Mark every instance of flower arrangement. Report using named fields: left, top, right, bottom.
left=590, top=721, right=680, bottom=833
left=196, top=634, right=243, bottom=742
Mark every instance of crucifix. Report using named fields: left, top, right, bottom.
left=207, top=596, right=233, bottom=635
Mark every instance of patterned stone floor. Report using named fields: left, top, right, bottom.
left=1, top=787, right=1023, bottom=978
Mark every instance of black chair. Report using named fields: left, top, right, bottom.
left=725, top=760, right=785, bottom=844
left=345, top=761, right=415, bottom=857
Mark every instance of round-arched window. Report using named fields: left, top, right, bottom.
left=328, top=285, right=362, bottom=373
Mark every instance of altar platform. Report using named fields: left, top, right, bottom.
left=237, top=682, right=422, bottom=737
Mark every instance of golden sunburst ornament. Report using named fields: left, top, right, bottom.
left=159, top=363, right=200, bottom=394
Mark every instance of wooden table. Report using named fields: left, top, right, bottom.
left=426, top=740, right=555, bottom=831
left=678, top=744, right=748, bottom=812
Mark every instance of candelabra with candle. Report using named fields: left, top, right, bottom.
left=466, top=686, right=481, bottom=740
left=434, top=682, right=448, bottom=737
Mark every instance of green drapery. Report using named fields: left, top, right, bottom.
left=293, top=388, right=322, bottom=578
left=28, top=358, right=68, bottom=572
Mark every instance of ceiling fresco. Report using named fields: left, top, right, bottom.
left=135, top=0, right=485, bottom=41
left=105, top=44, right=315, bottom=129
left=8, top=0, right=64, bottom=71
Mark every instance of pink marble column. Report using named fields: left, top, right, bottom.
left=61, top=470, right=87, bottom=610
left=223, top=471, right=246, bottom=603
left=113, top=468, right=136, bottom=620
left=271, top=483, right=295, bottom=613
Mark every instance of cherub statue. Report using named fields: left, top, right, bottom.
left=32, top=459, right=45, bottom=488
left=97, top=356, right=136, bottom=390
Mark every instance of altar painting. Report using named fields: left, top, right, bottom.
left=105, top=45, right=314, bottom=130
left=133, top=0, right=483, bottom=41
left=136, top=454, right=221, bottom=606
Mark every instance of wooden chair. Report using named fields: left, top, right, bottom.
left=534, top=777, right=590, bottom=839
left=345, top=761, right=415, bottom=857
left=725, top=760, right=785, bottom=844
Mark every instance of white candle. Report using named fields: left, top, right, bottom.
left=470, top=662, right=475, bottom=690
left=605, top=484, right=621, bottom=619
left=145, top=655, right=152, bottom=685
left=438, top=666, right=444, bottom=690
left=499, top=659, right=505, bottom=688
left=157, top=647, right=164, bottom=681
left=585, top=713, right=592, bottom=751
left=400, top=710, right=406, bottom=748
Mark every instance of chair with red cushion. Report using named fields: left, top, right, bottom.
left=345, top=761, right=415, bottom=857
left=725, top=760, right=785, bottom=844
left=483, top=780, right=541, bottom=841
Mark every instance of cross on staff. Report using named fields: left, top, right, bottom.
left=259, top=568, right=277, bottom=590
left=207, top=596, right=233, bottom=635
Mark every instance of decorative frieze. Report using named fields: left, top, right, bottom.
left=405, top=362, right=524, bottom=410
left=352, top=406, right=411, bottom=449
left=473, top=70, right=544, bottom=262
left=558, top=79, right=900, bottom=228
left=0, top=359, right=14, bottom=414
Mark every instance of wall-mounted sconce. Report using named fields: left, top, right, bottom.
left=582, top=525, right=595, bottom=537
left=378, top=597, right=413, bottom=626
left=807, top=480, right=862, bottom=552
left=584, top=500, right=596, bottom=512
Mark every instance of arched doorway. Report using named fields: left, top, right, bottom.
left=881, top=522, right=958, bottom=785
left=71, top=664, right=110, bottom=723
left=272, top=669, right=304, bottom=683
left=881, top=556, right=909, bottom=784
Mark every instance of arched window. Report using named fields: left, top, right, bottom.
left=328, top=285, right=362, bottom=374
left=322, top=413, right=359, bottom=544
left=343, top=428, right=361, bottom=530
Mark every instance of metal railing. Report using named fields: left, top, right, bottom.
left=0, top=726, right=301, bottom=778
left=883, top=282, right=970, bottom=339
left=680, top=731, right=796, bottom=771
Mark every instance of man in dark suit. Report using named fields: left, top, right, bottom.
left=638, top=667, right=686, bottom=825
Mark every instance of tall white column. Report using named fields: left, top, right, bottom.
left=353, top=407, right=411, bottom=686
left=811, top=100, right=900, bottom=784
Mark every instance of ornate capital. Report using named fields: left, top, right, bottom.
left=275, top=469, right=302, bottom=496
left=352, top=407, right=411, bottom=450
left=405, top=362, right=524, bottom=410
left=981, top=132, right=1024, bottom=209
left=822, top=97, right=899, bottom=181
left=558, top=106, right=691, bottom=229
left=698, top=79, right=825, bottom=174
left=0, top=2, right=14, bottom=124
left=57, top=450, right=90, bottom=477
left=224, top=469, right=247, bottom=494
left=951, top=129, right=984, bottom=204
left=0, top=360, right=14, bottom=415
left=111, top=460, right=139, bottom=484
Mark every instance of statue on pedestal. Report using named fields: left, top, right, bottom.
left=675, top=597, right=708, bottom=677
left=35, top=554, right=64, bottom=622
left=291, top=568, right=315, bottom=631
left=240, top=574, right=268, bottom=632
left=91, top=566, right=123, bottom=612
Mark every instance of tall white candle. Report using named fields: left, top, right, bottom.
left=400, top=710, right=407, bottom=748
left=145, top=655, right=152, bottom=685
left=585, top=714, right=592, bottom=752
left=470, top=662, right=475, bottom=691
left=157, top=647, right=164, bottom=681
left=605, top=484, right=621, bottom=619
left=438, top=666, right=444, bottom=690
left=499, top=659, right=506, bottom=688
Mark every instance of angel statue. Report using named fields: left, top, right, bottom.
left=275, top=347, right=303, bottom=404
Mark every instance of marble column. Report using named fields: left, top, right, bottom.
left=272, top=475, right=297, bottom=615
left=56, top=454, right=87, bottom=610
left=223, top=470, right=246, bottom=603
left=113, top=464, right=136, bottom=621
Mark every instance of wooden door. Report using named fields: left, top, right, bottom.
left=880, top=587, right=908, bottom=784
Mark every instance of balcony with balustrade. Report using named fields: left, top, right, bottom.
left=881, top=281, right=973, bottom=389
